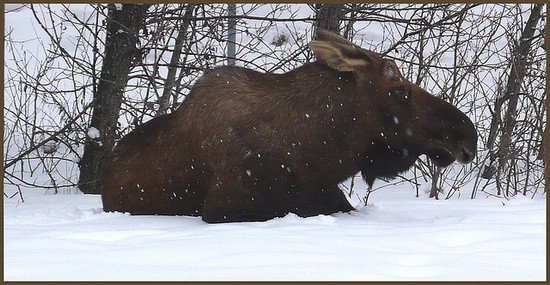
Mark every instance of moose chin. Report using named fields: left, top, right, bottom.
left=101, top=28, right=478, bottom=223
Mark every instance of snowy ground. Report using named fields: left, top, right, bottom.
left=4, top=181, right=546, bottom=281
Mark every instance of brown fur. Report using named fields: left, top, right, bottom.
left=101, top=29, right=477, bottom=223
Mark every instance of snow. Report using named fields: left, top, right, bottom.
left=4, top=183, right=546, bottom=281
left=87, top=127, right=100, bottom=139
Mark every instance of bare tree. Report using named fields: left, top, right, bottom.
left=4, top=4, right=105, bottom=196
left=482, top=4, right=544, bottom=197
left=78, top=4, right=149, bottom=194
left=156, top=4, right=195, bottom=116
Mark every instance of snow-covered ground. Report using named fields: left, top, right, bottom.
left=4, top=182, right=546, bottom=281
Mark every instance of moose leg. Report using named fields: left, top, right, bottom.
left=201, top=154, right=303, bottom=223
left=311, top=184, right=356, bottom=214
left=202, top=192, right=283, bottom=223
left=331, top=185, right=356, bottom=213
left=200, top=154, right=355, bottom=222
left=200, top=172, right=286, bottom=223
left=289, top=184, right=355, bottom=217
left=201, top=182, right=354, bottom=223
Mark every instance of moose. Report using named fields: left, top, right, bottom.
left=101, top=28, right=477, bottom=223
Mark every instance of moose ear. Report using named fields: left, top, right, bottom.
left=315, top=28, right=356, bottom=47
left=309, top=41, right=369, bottom=72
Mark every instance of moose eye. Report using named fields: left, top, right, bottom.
left=393, top=86, right=410, bottom=101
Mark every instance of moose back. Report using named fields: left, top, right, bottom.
left=101, top=29, right=477, bottom=223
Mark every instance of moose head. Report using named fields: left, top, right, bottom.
left=310, top=29, right=477, bottom=185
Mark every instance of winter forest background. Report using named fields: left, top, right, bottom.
left=3, top=3, right=547, bottom=281
left=4, top=3, right=546, bottom=202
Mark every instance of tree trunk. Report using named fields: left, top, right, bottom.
left=537, top=124, right=546, bottom=161
left=315, top=4, right=344, bottom=34
left=429, top=166, right=441, bottom=199
left=484, top=4, right=543, bottom=182
left=481, top=79, right=503, bottom=179
left=227, top=4, right=237, bottom=66
left=499, top=3, right=543, bottom=158
left=78, top=4, right=148, bottom=194
left=156, top=4, right=194, bottom=116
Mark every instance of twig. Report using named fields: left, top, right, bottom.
left=3, top=101, right=94, bottom=171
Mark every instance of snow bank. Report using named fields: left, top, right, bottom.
left=4, top=186, right=546, bottom=281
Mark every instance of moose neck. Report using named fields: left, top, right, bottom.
left=261, top=63, right=367, bottom=181
left=285, top=62, right=357, bottom=93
